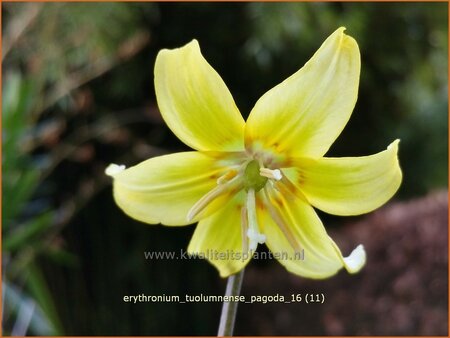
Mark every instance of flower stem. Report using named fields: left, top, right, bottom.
left=217, top=269, right=245, bottom=336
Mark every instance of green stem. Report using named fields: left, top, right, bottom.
left=217, top=269, right=245, bottom=336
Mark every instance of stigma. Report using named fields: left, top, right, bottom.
left=247, top=229, right=266, bottom=251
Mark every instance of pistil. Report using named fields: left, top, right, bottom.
left=246, top=188, right=266, bottom=251
left=243, top=160, right=267, bottom=192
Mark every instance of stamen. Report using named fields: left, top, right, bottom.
left=240, top=206, right=249, bottom=253
left=269, top=174, right=303, bottom=202
left=246, top=188, right=266, bottom=252
left=260, top=167, right=282, bottom=181
left=276, top=174, right=309, bottom=202
left=105, top=163, right=126, bottom=177
left=187, top=176, right=241, bottom=222
left=263, top=186, right=302, bottom=253
left=216, top=169, right=238, bottom=185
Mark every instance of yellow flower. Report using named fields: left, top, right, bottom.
left=107, top=27, right=402, bottom=279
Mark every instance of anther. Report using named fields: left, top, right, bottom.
left=260, top=167, right=282, bottom=181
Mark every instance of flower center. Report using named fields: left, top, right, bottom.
left=244, top=160, right=267, bottom=192
left=186, top=156, right=292, bottom=254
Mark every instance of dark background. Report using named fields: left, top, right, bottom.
left=2, top=2, right=448, bottom=335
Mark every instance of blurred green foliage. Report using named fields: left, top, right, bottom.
left=2, top=71, right=61, bottom=336
left=2, top=3, right=151, bottom=335
left=2, top=2, right=448, bottom=335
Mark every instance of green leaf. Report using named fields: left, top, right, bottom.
left=25, top=264, right=65, bottom=335
left=3, top=212, right=53, bottom=251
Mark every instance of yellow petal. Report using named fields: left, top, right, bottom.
left=260, top=187, right=365, bottom=278
left=155, top=40, right=245, bottom=151
left=245, top=27, right=360, bottom=158
left=291, top=140, right=402, bottom=216
left=188, top=191, right=251, bottom=277
left=112, top=152, right=231, bottom=226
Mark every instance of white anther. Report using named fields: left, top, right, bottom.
left=105, top=163, right=126, bottom=177
left=260, top=168, right=283, bottom=181
left=272, top=169, right=282, bottom=180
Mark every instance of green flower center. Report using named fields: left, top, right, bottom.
left=244, top=160, right=267, bottom=192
